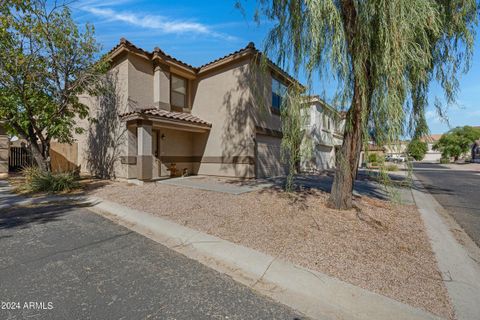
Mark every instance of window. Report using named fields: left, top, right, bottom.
left=271, top=77, right=287, bottom=112
left=171, top=75, right=187, bottom=108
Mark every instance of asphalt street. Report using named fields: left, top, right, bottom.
left=0, top=202, right=305, bottom=320
left=413, top=162, right=480, bottom=246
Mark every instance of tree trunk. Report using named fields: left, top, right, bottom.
left=328, top=0, right=372, bottom=210
left=30, top=139, right=51, bottom=172
left=328, top=79, right=364, bottom=209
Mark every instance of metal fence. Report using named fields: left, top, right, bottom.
left=9, top=147, right=33, bottom=171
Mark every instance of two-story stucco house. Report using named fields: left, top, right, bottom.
left=419, top=134, right=443, bottom=162
left=75, top=38, right=300, bottom=181
left=301, top=96, right=345, bottom=171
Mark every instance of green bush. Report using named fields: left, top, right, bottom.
left=384, top=164, right=399, bottom=171
left=407, top=139, right=428, bottom=161
left=367, top=153, right=384, bottom=167
left=368, top=153, right=378, bottom=163
left=22, top=166, right=42, bottom=185
left=439, top=157, right=450, bottom=164
left=22, top=166, right=79, bottom=193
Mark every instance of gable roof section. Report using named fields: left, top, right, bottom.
left=106, top=38, right=301, bottom=87
left=196, top=42, right=301, bottom=87
left=306, top=95, right=344, bottom=117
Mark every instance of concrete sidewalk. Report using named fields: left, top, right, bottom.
left=411, top=175, right=480, bottom=320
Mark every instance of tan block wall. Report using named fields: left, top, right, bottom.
left=0, top=123, right=9, bottom=176
left=50, top=142, right=78, bottom=173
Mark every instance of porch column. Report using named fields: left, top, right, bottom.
left=137, top=120, right=153, bottom=180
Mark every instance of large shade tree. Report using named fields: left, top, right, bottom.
left=434, top=126, right=480, bottom=160
left=0, top=0, right=105, bottom=171
left=253, top=0, right=477, bottom=209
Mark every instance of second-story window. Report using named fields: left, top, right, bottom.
left=171, top=74, right=187, bottom=108
left=272, top=77, right=287, bottom=112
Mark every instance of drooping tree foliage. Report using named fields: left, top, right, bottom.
left=0, top=0, right=105, bottom=171
left=434, top=126, right=480, bottom=161
left=253, top=0, right=477, bottom=209
left=280, top=89, right=312, bottom=191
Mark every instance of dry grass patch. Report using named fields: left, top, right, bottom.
left=7, top=173, right=108, bottom=196
left=89, top=181, right=453, bottom=319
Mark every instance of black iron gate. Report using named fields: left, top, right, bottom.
left=9, top=146, right=33, bottom=171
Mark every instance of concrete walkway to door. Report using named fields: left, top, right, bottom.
left=156, top=173, right=414, bottom=204
left=156, top=176, right=273, bottom=195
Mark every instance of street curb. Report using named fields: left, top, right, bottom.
left=86, top=196, right=442, bottom=320
left=411, top=174, right=480, bottom=320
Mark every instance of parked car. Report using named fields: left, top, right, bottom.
left=386, top=155, right=406, bottom=162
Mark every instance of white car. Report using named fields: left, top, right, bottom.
left=388, top=155, right=406, bottom=162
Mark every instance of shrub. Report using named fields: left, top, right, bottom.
left=407, top=139, right=428, bottom=161
left=385, top=164, right=399, bottom=171
left=367, top=153, right=377, bottom=163
left=22, top=166, right=79, bottom=193
left=22, top=166, right=42, bottom=185
left=439, top=157, right=450, bottom=164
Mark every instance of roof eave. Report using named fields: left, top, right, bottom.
left=119, top=112, right=211, bottom=130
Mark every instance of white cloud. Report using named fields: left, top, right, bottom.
left=80, top=5, right=236, bottom=41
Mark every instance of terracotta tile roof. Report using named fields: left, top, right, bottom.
left=119, top=108, right=211, bottom=127
left=364, top=143, right=385, bottom=151
left=197, top=42, right=256, bottom=69
left=107, top=38, right=301, bottom=87
left=108, top=38, right=196, bottom=70
left=420, top=134, right=443, bottom=143
left=196, top=42, right=301, bottom=87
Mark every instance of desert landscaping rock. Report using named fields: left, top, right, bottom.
left=89, top=180, right=454, bottom=319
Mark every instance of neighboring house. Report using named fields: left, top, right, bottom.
left=419, top=134, right=443, bottom=162
left=75, top=38, right=301, bottom=181
left=358, top=143, right=385, bottom=167
left=301, top=96, right=345, bottom=171
left=472, top=140, right=480, bottom=163
left=384, top=141, right=408, bottom=158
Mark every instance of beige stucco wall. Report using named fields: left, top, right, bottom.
left=192, top=59, right=256, bottom=178
left=74, top=56, right=131, bottom=179
left=127, top=53, right=154, bottom=110
left=250, top=68, right=283, bottom=132
left=72, top=51, right=289, bottom=179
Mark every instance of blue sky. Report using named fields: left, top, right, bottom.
left=71, top=0, right=480, bottom=135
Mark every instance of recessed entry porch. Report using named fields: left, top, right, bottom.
left=119, top=108, right=211, bottom=181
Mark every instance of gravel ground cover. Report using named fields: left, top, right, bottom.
left=89, top=179, right=453, bottom=319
